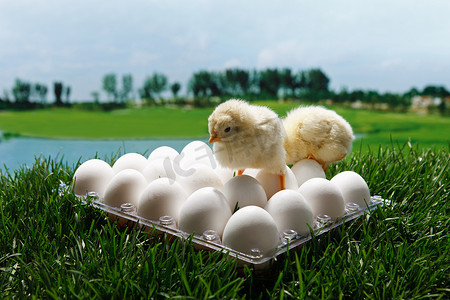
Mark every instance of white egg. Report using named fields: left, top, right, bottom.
left=103, top=169, right=147, bottom=208
left=222, top=175, right=267, bottom=210
left=256, top=166, right=298, bottom=199
left=330, top=171, right=371, bottom=208
left=178, top=187, right=232, bottom=236
left=298, top=178, right=345, bottom=220
left=243, top=168, right=260, bottom=178
left=148, top=146, right=179, bottom=161
left=137, top=178, right=187, bottom=223
left=73, top=159, right=114, bottom=197
left=265, top=190, right=314, bottom=235
left=176, top=165, right=223, bottom=195
left=222, top=206, right=279, bottom=256
left=141, top=158, right=176, bottom=183
left=112, top=153, right=148, bottom=173
left=179, top=140, right=216, bottom=169
left=291, top=159, right=326, bottom=187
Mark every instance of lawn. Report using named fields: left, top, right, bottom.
left=0, top=103, right=449, bottom=151
left=0, top=107, right=211, bottom=139
left=0, top=145, right=448, bottom=298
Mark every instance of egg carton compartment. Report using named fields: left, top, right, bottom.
left=61, top=183, right=387, bottom=268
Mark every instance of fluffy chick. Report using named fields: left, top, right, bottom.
left=208, top=99, right=286, bottom=186
left=282, top=106, right=354, bottom=170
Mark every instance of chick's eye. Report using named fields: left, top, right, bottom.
left=224, top=127, right=231, bottom=133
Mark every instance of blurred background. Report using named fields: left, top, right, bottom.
left=1, top=0, right=450, bottom=102
left=1, top=0, right=449, bottom=170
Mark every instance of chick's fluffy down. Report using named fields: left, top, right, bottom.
left=208, top=99, right=286, bottom=174
left=283, top=106, right=354, bottom=165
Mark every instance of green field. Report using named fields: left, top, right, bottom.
left=0, top=107, right=211, bottom=139
left=0, top=146, right=448, bottom=298
left=0, top=103, right=449, bottom=151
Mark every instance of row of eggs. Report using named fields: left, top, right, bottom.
left=73, top=141, right=371, bottom=256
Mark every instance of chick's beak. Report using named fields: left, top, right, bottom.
left=208, top=135, right=222, bottom=144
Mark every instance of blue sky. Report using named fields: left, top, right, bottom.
left=1, top=0, right=449, bottom=101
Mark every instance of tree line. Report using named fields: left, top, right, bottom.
left=1, top=79, right=71, bottom=109
left=1, top=67, right=448, bottom=113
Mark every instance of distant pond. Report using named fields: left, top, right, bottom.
left=0, top=136, right=205, bottom=172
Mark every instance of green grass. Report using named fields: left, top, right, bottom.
left=0, top=103, right=449, bottom=151
left=0, top=107, right=212, bottom=139
left=1, top=145, right=448, bottom=298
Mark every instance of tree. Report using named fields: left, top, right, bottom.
left=65, top=86, right=71, bottom=103
left=366, top=90, right=380, bottom=105
left=140, top=73, right=168, bottom=104
left=383, top=92, right=406, bottom=108
left=334, top=87, right=349, bottom=103
left=235, top=69, right=250, bottom=96
left=219, top=70, right=233, bottom=96
left=279, top=68, right=296, bottom=98
left=295, top=71, right=308, bottom=95
left=349, top=90, right=365, bottom=102
left=422, top=85, right=450, bottom=98
left=170, top=82, right=181, bottom=98
left=404, top=87, right=420, bottom=98
left=33, top=83, right=48, bottom=103
left=91, top=91, right=100, bottom=104
left=103, top=73, right=118, bottom=102
left=188, top=73, right=202, bottom=98
left=247, top=69, right=261, bottom=97
left=12, top=79, right=31, bottom=103
left=306, top=68, right=330, bottom=93
left=54, top=82, right=63, bottom=106
left=188, top=71, right=221, bottom=98
left=3, top=90, right=11, bottom=102
left=259, top=68, right=281, bottom=99
left=421, top=85, right=449, bottom=115
left=222, top=69, right=237, bottom=96
left=140, top=78, right=153, bottom=102
left=150, top=72, right=168, bottom=100
left=299, top=68, right=331, bottom=101
left=120, top=74, right=133, bottom=102
left=222, top=68, right=250, bottom=97
left=0, top=90, right=11, bottom=109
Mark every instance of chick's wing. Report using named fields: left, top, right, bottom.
left=297, top=118, right=333, bottom=148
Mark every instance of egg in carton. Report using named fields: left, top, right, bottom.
left=71, top=145, right=386, bottom=269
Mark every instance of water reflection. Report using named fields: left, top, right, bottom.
left=0, top=136, right=205, bottom=171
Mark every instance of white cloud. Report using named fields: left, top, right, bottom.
left=376, top=59, right=404, bottom=71
left=223, top=58, right=245, bottom=69
left=256, top=39, right=351, bottom=70
left=172, top=31, right=212, bottom=52
left=257, top=40, right=308, bottom=69
left=128, top=51, right=159, bottom=67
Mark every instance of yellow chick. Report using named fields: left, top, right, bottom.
left=208, top=99, right=287, bottom=188
left=282, top=106, right=354, bottom=170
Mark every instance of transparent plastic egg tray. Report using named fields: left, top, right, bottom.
left=61, top=184, right=386, bottom=267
